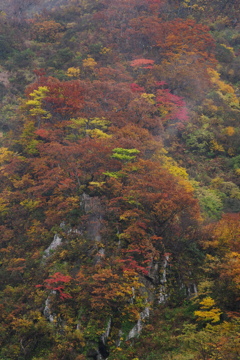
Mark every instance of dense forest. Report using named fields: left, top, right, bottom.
left=0, top=0, right=240, bottom=359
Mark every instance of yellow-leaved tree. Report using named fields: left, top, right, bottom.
left=194, top=296, right=222, bottom=323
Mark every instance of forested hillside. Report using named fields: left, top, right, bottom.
left=0, top=0, right=240, bottom=359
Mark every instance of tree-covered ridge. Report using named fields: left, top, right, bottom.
left=0, top=0, right=239, bottom=359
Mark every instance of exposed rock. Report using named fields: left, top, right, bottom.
left=187, top=283, right=198, bottom=297
left=81, top=193, right=103, bottom=243
left=116, top=330, right=123, bottom=347
left=159, top=285, right=167, bottom=304
left=43, top=233, right=63, bottom=258
left=43, top=292, right=56, bottom=322
left=42, top=222, right=82, bottom=259
left=159, top=253, right=170, bottom=303
left=126, top=307, right=150, bottom=341
left=147, top=259, right=160, bottom=284
left=101, top=318, right=111, bottom=345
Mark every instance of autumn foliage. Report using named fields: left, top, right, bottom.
left=0, top=0, right=239, bottom=358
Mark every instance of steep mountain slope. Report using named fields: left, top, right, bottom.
left=0, top=0, right=240, bottom=359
